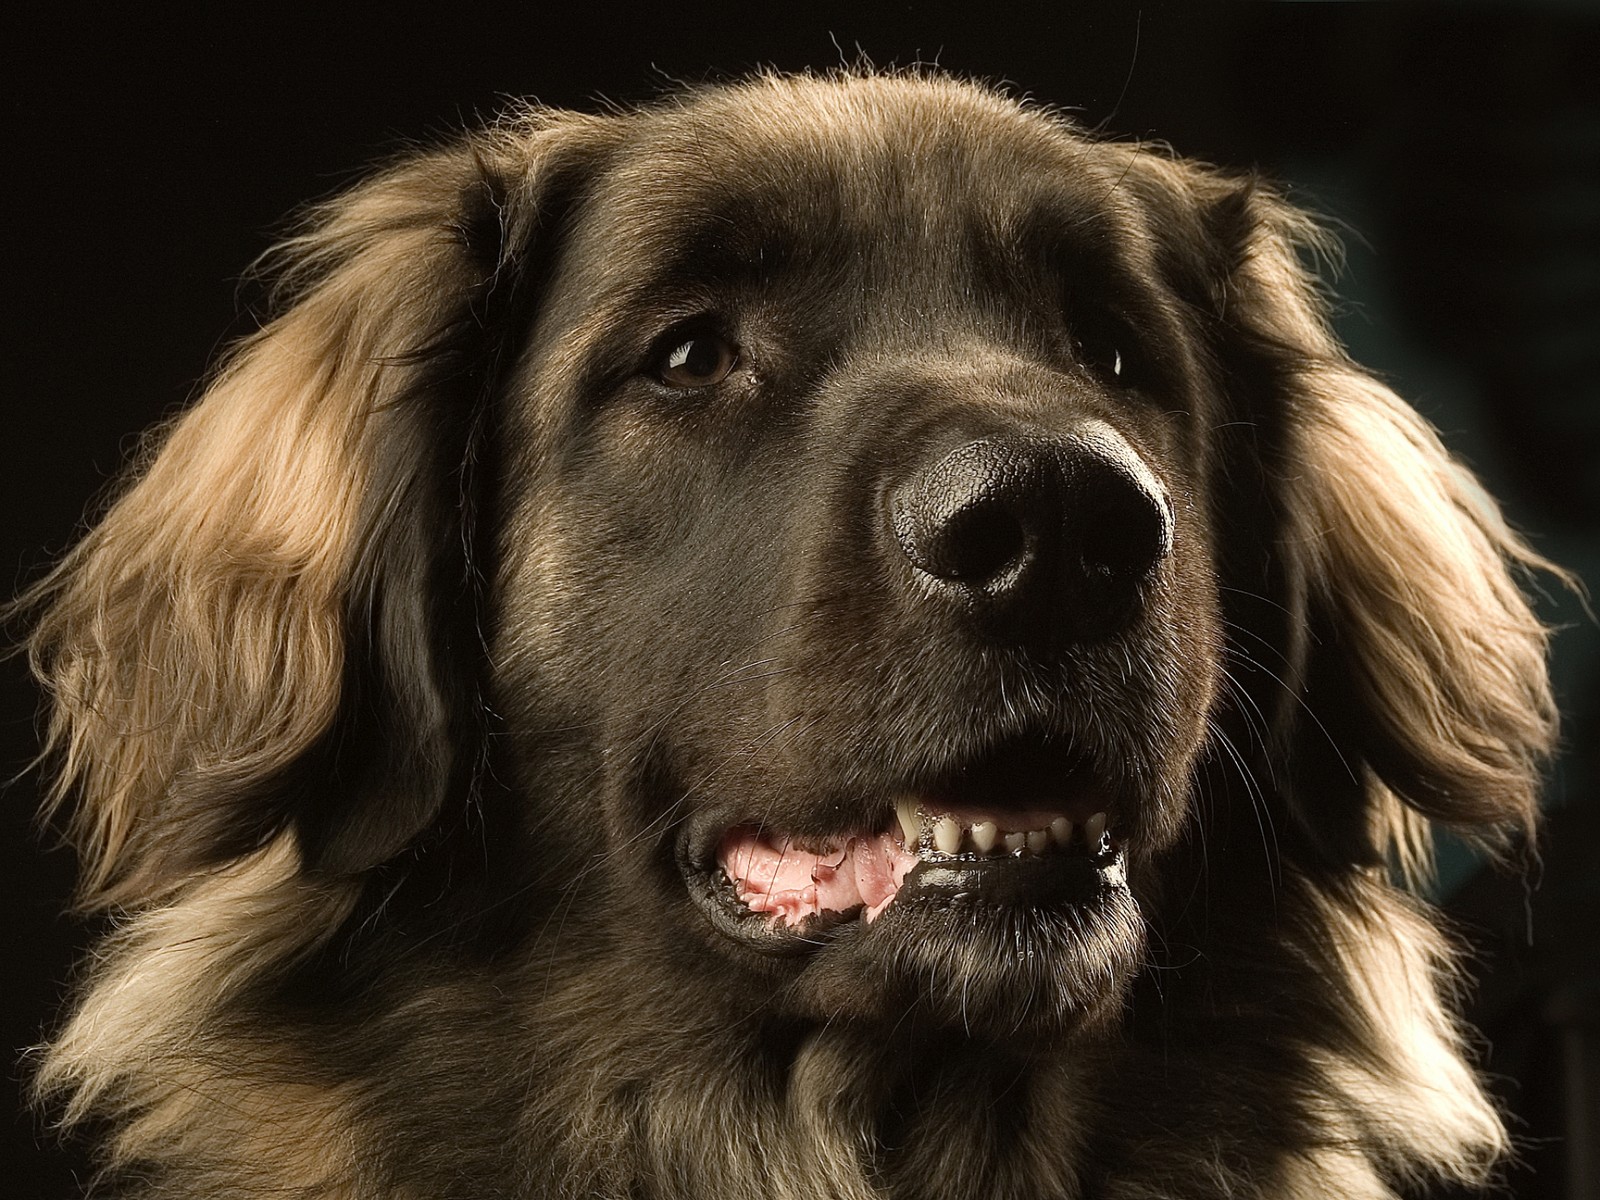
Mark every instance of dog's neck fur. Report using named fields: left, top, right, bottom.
left=501, top=871, right=1498, bottom=1200
left=38, top=831, right=1502, bottom=1200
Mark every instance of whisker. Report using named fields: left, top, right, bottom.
left=1206, top=720, right=1281, bottom=892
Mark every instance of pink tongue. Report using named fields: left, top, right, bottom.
left=719, top=829, right=919, bottom=925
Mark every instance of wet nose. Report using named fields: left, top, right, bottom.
left=889, top=428, right=1172, bottom=644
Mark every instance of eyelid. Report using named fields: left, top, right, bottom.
left=643, top=314, right=730, bottom=365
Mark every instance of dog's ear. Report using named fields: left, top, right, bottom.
left=1134, top=162, right=1561, bottom=874
left=18, top=112, right=617, bottom=908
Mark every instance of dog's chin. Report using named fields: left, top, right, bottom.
left=679, top=754, right=1151, bottom=1040
left=803, top=856, right=1145, bottom=1040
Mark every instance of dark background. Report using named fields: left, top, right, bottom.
left=6, top=4, right=1598, bottom=1197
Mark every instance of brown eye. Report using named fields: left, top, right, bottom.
left=657, top=333, right=738, bottom=388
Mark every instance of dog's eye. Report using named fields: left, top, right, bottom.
left=656, top=334, right=739, bottom=388
left=1069, top=313, right=1138, bottom=388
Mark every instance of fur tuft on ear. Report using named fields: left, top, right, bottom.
left=1296, top=374, right=1557, bottom=838
left=1220, top=184, right=1561, bottom=876
left=15, top=112, right=615, bottom=910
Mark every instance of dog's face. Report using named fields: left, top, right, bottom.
left=494, top=82, right=1222, bottom=1035
left=26, top=73, right=1559, bottom=1198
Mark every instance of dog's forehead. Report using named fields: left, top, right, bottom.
left=569, top=75, right=1117, bottom=273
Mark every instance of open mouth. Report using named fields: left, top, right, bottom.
left=686, top=741, right=1128, bottom=952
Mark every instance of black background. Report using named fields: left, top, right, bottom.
left=6, top=5, right=1598, bottom=1196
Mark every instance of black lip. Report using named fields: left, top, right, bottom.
left=895, top=849, right=1118, bottom=910
left=684, top=841, right=861, bottom=955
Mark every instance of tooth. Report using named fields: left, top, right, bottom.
left=1026, top=829, right=1050, bottom=854
left=897, top=797, right=921, bottom=848
left=970, top=820, right=998, bottom=854
left=1085, top=812, right=1108, bottom=847
left=1050, top=817, right=1073, bottom=847
left=1002, top=831, right=1026, bottom=854
left=933, top=816, right=962, bottom=855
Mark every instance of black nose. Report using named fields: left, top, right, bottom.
left=889, top=429, right=1172, bottom=643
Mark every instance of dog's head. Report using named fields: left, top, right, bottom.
left=485, top=78, right=1242, bottom=1037
left=24, top=71, right=1557, bottom=1190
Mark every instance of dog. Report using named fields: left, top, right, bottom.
left=18, top=70, right=1558, bottom=1199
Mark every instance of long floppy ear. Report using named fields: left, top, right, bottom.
left=1205, top=180, right=1560, bottom=875
left=18, top=111, right=616, bottom=909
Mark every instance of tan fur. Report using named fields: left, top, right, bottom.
left=35, top=839, right=370, bottom=1194
left=21, top=112, right=617, bottom=909
left=1218, top=183, right=1558, bottom=875
left=1299, top=373, right=1555, bottom=829
left=1303, top=876, right=1507, bottom=1184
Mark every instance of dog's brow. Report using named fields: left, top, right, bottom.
left=650, top=216, right=794, bottom=291
left=1004, top=201, right=1123, bottom=275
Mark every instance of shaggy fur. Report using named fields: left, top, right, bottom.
left=18, top=71, right=1558, bottom=1199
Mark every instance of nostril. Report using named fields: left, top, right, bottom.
left=890, top=440, right=1049, bottom=586
left=926, top=503, right=1029, bottom=583
left=1079, top=483, right=1172, bottom=586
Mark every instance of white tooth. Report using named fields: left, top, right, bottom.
left=970, top=820, right=998, bottom=854
left=1002, top=831, right=1026, bottom=854
left=1026, top=829, right=1050, bottom=854
left=1050, top=817, right=1073, bottom=847
left=1085, top=812, right=1108, bottom=847
left=897, top=797, right=921, bottom=848
left=933, top=816, right=963, bottom=855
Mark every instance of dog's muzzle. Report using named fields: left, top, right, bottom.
left=682, top=421, right=1171, bottom=955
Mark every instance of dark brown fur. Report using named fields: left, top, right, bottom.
left=18, top=71, right=1557, bottom=1199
